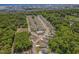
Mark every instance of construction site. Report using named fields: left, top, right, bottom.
left=27, top=15, right=55, bottom=54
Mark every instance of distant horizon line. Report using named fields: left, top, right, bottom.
left=0, top=4, right=78, bottom=6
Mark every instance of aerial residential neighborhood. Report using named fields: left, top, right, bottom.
left=0, top=4, right=79, bottom=54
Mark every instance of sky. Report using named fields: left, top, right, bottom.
left=0, top=0, right=79, bottom=4
left=0, top=4, right=78, bottom=6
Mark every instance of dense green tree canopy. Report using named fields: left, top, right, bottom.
left=0, top=13, right=30, bottom=53
left=34, top=9, right=79, bottom=54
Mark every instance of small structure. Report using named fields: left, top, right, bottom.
left=36, top=30, right=44, bottom=35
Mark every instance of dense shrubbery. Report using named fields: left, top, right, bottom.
left=14, top=32, right=31, bottom=53
left=0, top=13, right=30, bottom=53
left=37, top=9, right=79, bottom=54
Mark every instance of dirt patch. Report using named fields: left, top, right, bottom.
left=16, top=28, right=27, bottom=33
